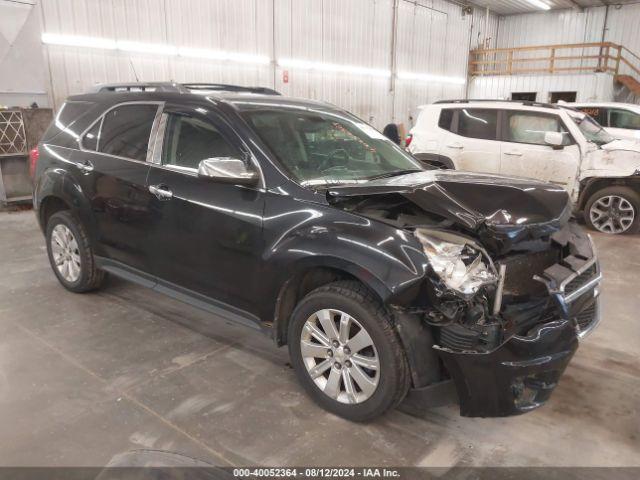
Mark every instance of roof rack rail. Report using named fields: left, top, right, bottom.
left=434, top=99, right=557, bottom=109
left=90, top=82, right=185, bottom=93
left=181, top=83, right=281, bottom=95
left=89, top=82, right=281, bottom=95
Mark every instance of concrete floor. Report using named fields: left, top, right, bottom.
left=0, top=210, right=638, bottom=467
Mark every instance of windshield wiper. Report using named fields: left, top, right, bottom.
left=364, top=169, right=423, bottom=181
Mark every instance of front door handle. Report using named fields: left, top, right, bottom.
left=446, top=142, right=464, bottom=149
left=149, top=184, right=173, bottom=200
left=503, top=150, right=523, bottom=156
left=76, top=160, right=94, bottom=174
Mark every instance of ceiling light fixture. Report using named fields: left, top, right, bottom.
left=277, top=58, right=392, bottom=78
left=526, top=0, right=551, bottom=10
left=42, top=33, right=268, bottom=65
left=397, top=71, right=466, bottom=85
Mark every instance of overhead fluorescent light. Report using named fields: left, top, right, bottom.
left=278, top=58, right=391, bottom=78
left=42, top=33, right=116, bottom=50
left=178, top=47, right=270, bottom=65
left=526, top=0, right=551, bottom=10
left=42, top=33, right=268, bottom=65
left=397, top=71, right=466, bottom=85
left=117, top=40, right=177, bottom=56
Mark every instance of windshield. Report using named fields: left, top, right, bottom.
left=242, top=107, right=422, bottom=186
left=570, top=112, right=615, bottom=146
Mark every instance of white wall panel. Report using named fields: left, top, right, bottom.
left=469, top=72, right=614, bottom=102
left=39, top=0, right=483, bottom=129
left=0, top=1, right=49, bottom=107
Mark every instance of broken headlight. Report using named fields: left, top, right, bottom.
left=415, top=229, right=497, bottom=297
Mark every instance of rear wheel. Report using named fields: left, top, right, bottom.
left=584, top=186, right=640, bottom=234
left=46, top=211, right=105, bottom=292
left=288, top=281, right=410, bottom=421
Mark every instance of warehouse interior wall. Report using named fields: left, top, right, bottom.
left=36, top=0, right=497, bottom=130
left=469, top=4, right=640, bottom=101
left=0, top=0, right=49, bottom=108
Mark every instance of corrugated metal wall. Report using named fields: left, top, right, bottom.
left=469, top=4, right=640, bottom=101
left=39, top=0, right=493, bottom=130
left=469, top=72, right=614, bottom=102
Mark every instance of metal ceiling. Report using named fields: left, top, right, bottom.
left=469, top=0, right=640, bottom=16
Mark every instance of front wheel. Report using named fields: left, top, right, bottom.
left=288, top=281, right=410, bottom=422
left=584, top=186, right=640, bottom=234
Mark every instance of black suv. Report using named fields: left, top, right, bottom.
left=33, top=82, right=602, bottom=421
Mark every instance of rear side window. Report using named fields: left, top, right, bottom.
left=82, top=121, right=100, bottom=151
left=505, top=111, right=572, bottom=146
left=162, top=115, right=241, bottom=170
left=438, top=109, right=454, bottom=131
left=99, top=104, right=158, bottom=161
left=608, top=108, right=640, bottom=130
left=457, top=108, right=498, bottom=140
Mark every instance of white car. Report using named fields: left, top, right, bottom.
left=408, top=100, right=640, bottom=234
left=566, top=102, right=640, bottom=141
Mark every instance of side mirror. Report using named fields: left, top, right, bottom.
left=544, top=131, right=565, bottom=149
left=197, top=157, right=259, bottom=186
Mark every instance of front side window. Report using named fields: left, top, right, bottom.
left=505, top=112, right=572, bottom=146
left=456, top=109, right=498, bottom=140
left=99, top=104, right=158, bottom=161
left=162, top=115, right=241, bottom=170
left=608, top=108, right=640, bottom=130
left=243, top=108, right=421, bottom=186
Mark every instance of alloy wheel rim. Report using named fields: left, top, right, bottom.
left=300, top=309, right=380, bottom=404
left=50, top=224, right=81, bottom=282
left=589, top=195, right=635, bottom=234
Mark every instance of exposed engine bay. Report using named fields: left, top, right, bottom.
left=328, top=179, right=597, bottom=355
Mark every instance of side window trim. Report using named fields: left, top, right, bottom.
left=78, top=101, right=164, bottom=163
left=150, top=109, right=266, bottom=189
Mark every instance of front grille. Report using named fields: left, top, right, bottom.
left=501, top=248, right=561, bottom=297
left=574, top=302, right=597, bottom=331
left=565, top=264, right=598, bottom=294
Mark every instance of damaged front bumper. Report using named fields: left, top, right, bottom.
left=420, top=229, right=602, bottom=418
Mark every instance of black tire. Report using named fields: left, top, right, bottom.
left=584, top=186, right=640, bottom=235
left=46, top=210, right=105, bottom=292
left=288, top=280, right=410, bottom=422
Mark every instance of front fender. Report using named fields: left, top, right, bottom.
left=261, top=198, right=430, bottom=317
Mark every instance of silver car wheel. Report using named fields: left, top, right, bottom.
left=300, top=309, right=380, bottom=404
left=590, top=195, right=635, bottom=234
left=51, top=224, right=81, bottom=283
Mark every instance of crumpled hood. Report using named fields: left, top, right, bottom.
left=601, top=139, right=640, bottom=153
left=328, top=171, right=571, bottom=241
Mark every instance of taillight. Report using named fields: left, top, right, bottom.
left=405, top=134, right=413, bottom=148
left=29, top=146, right=39, bottom=178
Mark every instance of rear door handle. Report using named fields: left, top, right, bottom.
left=149, top=184, right=173, bottom=200
left=446, top=142, right=464, bottom=149
left=503, top=150, right=523, bottom=156
left=76, top=160, right=94, bottom=174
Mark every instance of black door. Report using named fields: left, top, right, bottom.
left=145, top=108, right=265, bottom=321
left=76, top=102, right=161, bottom=274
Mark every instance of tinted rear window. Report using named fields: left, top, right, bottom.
left=99, top=104, right=158, bottom=161
left=457, top=108, right=498, bottom=140
left=438, top=109, right=454, bottom=131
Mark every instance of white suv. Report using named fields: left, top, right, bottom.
left=566, top=102, right=640, bottom=141
left=408, top=100, right=640, bottom=234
